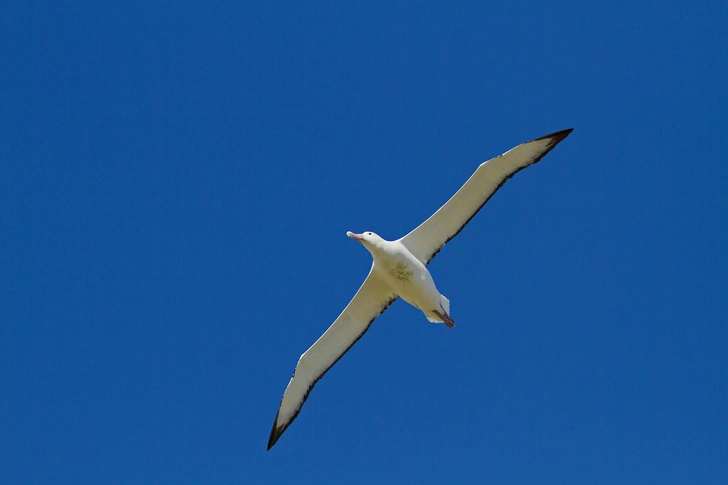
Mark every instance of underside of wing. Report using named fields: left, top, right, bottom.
left=267, top=269, right=397, bottom=450
left=400, top=129, right=573, bottom=265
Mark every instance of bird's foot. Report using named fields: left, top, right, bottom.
left=433, top=310, right=455, bottom=328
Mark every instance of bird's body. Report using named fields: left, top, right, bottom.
left=267, top=129, right=574, bottom=449
left=352, top=232, right=452, bottom=325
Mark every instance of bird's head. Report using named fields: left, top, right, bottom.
left=346, top=231, right=385, bottom=250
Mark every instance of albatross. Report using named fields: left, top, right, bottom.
left=267, top=129, right=573, bottom=449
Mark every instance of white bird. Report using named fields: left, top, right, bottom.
left=267, top=129, right=573, bottom=449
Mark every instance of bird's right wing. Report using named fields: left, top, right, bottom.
left=267, top=267, right=397, bottom=450
left=401, top=129, right=573, bottom=265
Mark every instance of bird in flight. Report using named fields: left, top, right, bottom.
left=267, top=129, right=573, bottom=449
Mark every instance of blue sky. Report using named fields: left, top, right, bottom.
left=2, top=1, right=726, bottom=483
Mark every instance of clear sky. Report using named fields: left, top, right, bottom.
left=2, top=1, right=726, bottom=484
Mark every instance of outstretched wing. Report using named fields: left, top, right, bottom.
left=267, top=268, right=397, bottom=450
left=400, top=129, right=573, bottom=265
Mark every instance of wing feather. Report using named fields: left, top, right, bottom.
left=400, top=129, right=573, bottom=265
left=267, top=268, right=397, bottom=449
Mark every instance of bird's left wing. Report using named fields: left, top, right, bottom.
left=400, top=129, right=573, bottom=265
left=267, top=267, right=397, bottom=450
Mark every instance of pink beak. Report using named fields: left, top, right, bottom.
left=346, top=231, right=365, bottom=241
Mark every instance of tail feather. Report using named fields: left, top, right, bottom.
left=424, top=294, right=454, bottom=327
left=425, top=312, right=442, bottom=323
left=439, top=295, right=450, bottom=315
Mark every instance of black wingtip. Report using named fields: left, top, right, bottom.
left=534, top=128, right=574, bottom=145
left=267, top=410, right=283, bottom=450
left=267, top=426, right=282, bottom=451
left=267, top=432, right=279, bottom=451
left=527, top=128, right=574, bottom=166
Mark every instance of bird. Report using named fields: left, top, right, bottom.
left=267, top=128, right=573, bottom=450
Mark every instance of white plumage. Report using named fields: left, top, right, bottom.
left=267, top=129, right=573, bottom=449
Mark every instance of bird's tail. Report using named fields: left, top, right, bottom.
left=439, top=294, right=450, bottom=316
left=425, top=294, right=453, bottom=326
